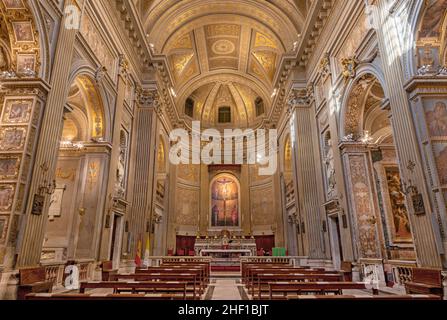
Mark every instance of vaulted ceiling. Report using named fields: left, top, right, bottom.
left=134, top=0, right=309, bottom=126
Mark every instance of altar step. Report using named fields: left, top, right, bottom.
left=211, top=266, right=240, bottom=272
left=210, top=272, right=242, bottom=279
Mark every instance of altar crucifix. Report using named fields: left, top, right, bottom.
left=211, top=175, right=239, bottom=228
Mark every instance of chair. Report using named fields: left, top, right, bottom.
left=176, top=248, right=185, bottom=256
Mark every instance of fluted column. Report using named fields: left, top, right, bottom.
left=98, top=55, right=130, bottom=261
left=126, top=89, right=158, bottom=260
left=288, top=88, right=327, bottom=259
left=374, top=0, right=442, bottom=267
left=15, top=0, right=81, bottom=267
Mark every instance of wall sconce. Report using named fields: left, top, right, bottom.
left=38, top=179, right=56, bottom=196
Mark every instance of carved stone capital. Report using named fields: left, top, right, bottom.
left=118, top=54, right=129, bottom=78
left=137, top=88, right=160, bottom=108
left=288, top=88, right=312, bottom=107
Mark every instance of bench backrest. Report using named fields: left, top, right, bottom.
left=19, top=267, right=46, bottom=285
left=340, top=261, right=352, bottom=272
left=412, top=268, right=442, bottom=286
left=102, top=261, right=114, bottom=270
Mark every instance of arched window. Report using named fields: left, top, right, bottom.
left=218, top=106, right=231, bottom=123
left=255, top=97, right=265, bottom=116
left=185, top=98, right=194, bottom=118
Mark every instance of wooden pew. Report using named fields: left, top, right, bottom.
left=268, top=282, right=369, bottom=300
left=26, top=293, right=185, bottom=300
left=109, top=273, right=200, bottom=299
left=340, top=261, right=353, bottom=281
left=287, top=294, right=441, bottom=300
left=130, top=269, right=205, bottom=293
left=79, top=281, right=188, bottom=299
left=405, top=268, right=443, bottom=297
left=241, top=262, right=289, bottom=282
left=101, top=260, right=118, bottom=281
left=253, top=273, right=344, bottom=299
left=246, top=268, right=331, bottom=289
left=243, top=265, right=318, bottom=285
left=161, top=262, right=210, bottom=282
left=17, top=267, right=53, bottom=300
left=136, top=266, right=208, bottom=286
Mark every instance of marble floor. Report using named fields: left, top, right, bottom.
left=209, top=279, right=243, bottom=300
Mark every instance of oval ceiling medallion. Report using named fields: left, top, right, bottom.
left=212, top=39, right=235, bottom=55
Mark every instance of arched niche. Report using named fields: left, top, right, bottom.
left=61, top=75, right=106, bottom=143
left=340, top=69, right=388, bottom=140
left=157, top=136, right=167, bottom=174
left=283, top=134, right=293, bottom=184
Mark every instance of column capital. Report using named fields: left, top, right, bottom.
left=136, top=88, right=160, bottom=108
left=287, top=86, right=314, bottom=109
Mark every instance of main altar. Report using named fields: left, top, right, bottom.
left=194, top=232, right=257, bottom=271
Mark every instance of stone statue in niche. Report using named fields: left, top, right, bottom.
left=324, top=138, right=337, bottom=198
left=115, top=148, right=126, bottom=198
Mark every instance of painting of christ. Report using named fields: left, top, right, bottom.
left=210, top=175, right=239, bottom=228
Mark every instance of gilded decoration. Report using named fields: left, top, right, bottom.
left=1, top=98, right=33, bottom=124
left=0, top=0, right=41, bottom=75
left=0, top=155, right=20, bottom=179
left=0, top=184, right=14, bottom=212
left=0, top=215, right=8, bottom=244
left=177, top=163, right=199, bottom=183
left=0, top=126, right=27, bottom=151
left=341, top=57, right=359, bottom=80
left=344, top=74, right=375, bottom=136
left=175, top=186, right=199, bottom=226
left=254, top=32, right=277, bottom=49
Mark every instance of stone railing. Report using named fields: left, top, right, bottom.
left=42, top=260, right=97, bottom=290
left=43, top=263, right=65, bottom=288
left=358, top=258, right=386, bottom=286
left=240, top=256, right=309, bottom=267
left=386, top=260, right=417, bottom=285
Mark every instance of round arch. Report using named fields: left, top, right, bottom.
left=338, top=64, right=388, bottom=139
left=66, top=65, right=112, bottom=142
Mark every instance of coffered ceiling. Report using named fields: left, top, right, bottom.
left=134, top=0, right=308, bottom=126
